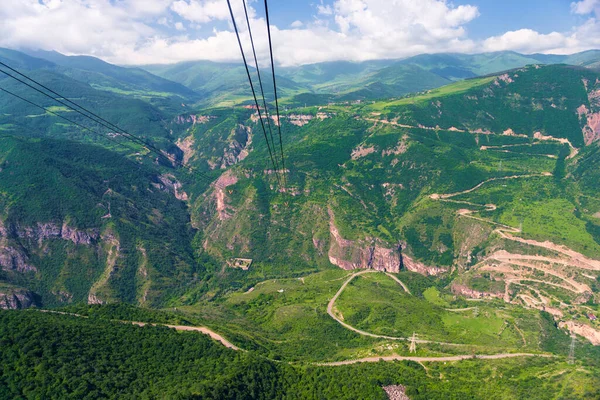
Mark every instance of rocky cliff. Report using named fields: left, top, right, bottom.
left=327, top=208, right=445, bottom=275
left=0, top=220, right=98, bottom=274
left=0, top=286, right=38, bottom=309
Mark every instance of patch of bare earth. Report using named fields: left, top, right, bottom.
left=175, top=135, right=195, bottom=165
left=351, top=145, right=376, bottom=160
left=382, top=136, right=409, bottom=157
left=288, top=114, right=313, bottom=127
left=559, top=321, right=600, bottom=345
left=214, top=171, right=239, bottom=221
left=383, top=385, right=410, bottom=400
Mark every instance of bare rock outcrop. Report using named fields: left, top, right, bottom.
left=221, top=125, right=252, bottom=169
left=173, top=114, right=213, bottom=125
left=214, top=171, right=239, bottom=221
left=327, top=208, right=443, bottom=275
left=175, top=135, right=195, bottom=165
left=402, top=254, right=445, bottom=276
left=14, top=222, right=99, bottom=246
left=0, top=246, right=35, bottom=273
left=583, top=112, right=600, bottom=145
left=351, top=145, right=376, bottom=160
left=157, top=174, right=189, bottom=201
left=451, top=283, right=504, bottom=300
left=327, top=208, right=400, bottom=272
left=0, top=287, right=38, bottom=309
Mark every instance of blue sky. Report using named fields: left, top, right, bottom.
left=1, top=0, right=599, bottom=65
left=264, top=0, right=584, bottom=38
left=455, top=0, right=581, bottom=38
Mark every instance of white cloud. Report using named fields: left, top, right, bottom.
left=483, top=29, right=570, bottom=53
left=317, top=4, right=333, bottom=15
left=482, top=15, right=600, bottom=55
left=170, top=0, right=228, bottom=24
left=571, top=0, right=600, bottom=16
left=0, top=0, right=152, bottom=58
left=0, top=0, right=599, bottom=66
left=123, top=0, right=173, bottom=16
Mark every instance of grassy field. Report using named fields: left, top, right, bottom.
left=170, top=269, right=572, bottom=363
left=335, top=273, right=552, bottom=350
left=369, top=76, right=495, bottom=109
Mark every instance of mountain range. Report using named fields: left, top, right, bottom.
left=1, top=46, right=600, bottom=398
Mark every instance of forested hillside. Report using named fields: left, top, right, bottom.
left=0, top=136, right=196, bottom=307
left=1, top=308, right=598, bottom=399
left=2, top=47, right=600, bottom=399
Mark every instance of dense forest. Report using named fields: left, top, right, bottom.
left=1, top=310, right=599, bottom=399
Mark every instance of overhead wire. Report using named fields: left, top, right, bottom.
left=241, top=0, right=280, bottom=174
left=0, top=86, right=137, bottom=152
left=226, top=0, right=282, bottom=187
left=263, top=0, right=287, bottom=189
left=0, top=68, right=227, bottom=190
left=0, top=63, right=174, bottom=161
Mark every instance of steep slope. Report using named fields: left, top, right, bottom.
left=23, top=49, right=198, bottom=99
left=0, top=55, right=183, bottom=146
left=144, top=60, right=306, bottom=107
left=175, top=65, right=600, bottom=343
left=0, top=136, right=196, bottom=308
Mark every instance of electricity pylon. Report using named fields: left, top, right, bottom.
left=568, top=334, right=576, bottom=364
left=409, top=332, right=417, bottom=354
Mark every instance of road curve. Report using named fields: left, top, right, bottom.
left=131, top=322, right=241, bottom=351
left=326, top=271, right=467, bottom=346
left=38, top=310, right=241, bottom=351
left=325, top=270, right=557, bottom=364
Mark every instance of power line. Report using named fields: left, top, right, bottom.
left=226, top=0, right=282, bottom=187
left=0, top=63, right=167, bottom=160
left=0, top=86, right=136, bottom=152
left=264, top=0, right=287, bottom=189
left=0, top=86, right=225, bottom=191
left=0, top=63, right=225, bottom=189
left=241, top=0, right=280, bottom=174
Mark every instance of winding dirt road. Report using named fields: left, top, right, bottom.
left=319, top=352, right=554, bottom=366
left=38, top=310, right=240, bottom=351
left=131, top=322, right=241, bottom=350
left=324, top=271, right=552, bottom=363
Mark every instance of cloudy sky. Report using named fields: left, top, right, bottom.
left=1, top=0, right=600, bottom=66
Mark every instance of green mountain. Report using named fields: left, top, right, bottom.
left=143, top=60, right=306, bottom=107
left=0, top=49, right=201, bottom=149
left=157, top=64, right=600, bottom=362
left=0, top=136, right=196, bottom=307
left=2, top=50, right=600, bottom=398
left=20, top=49, right=199, bottom=101
left=141, top=50, right=600, bottom=106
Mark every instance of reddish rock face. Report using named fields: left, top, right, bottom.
left=327, top=208, right=445, bottom=276
left=583, top=112, right=600, bottom=145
